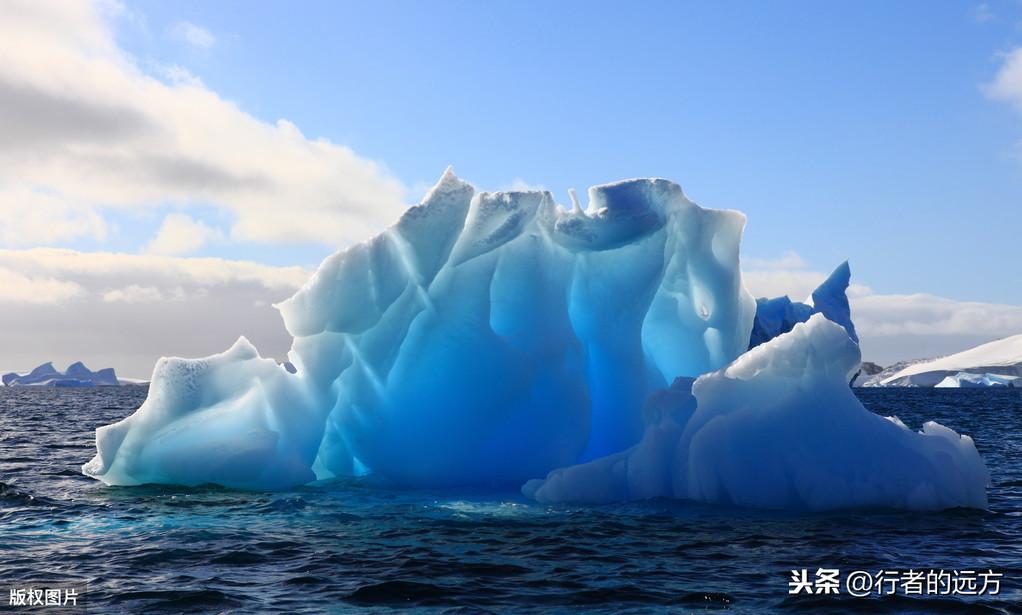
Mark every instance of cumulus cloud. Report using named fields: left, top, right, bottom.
left=742, top=251, right=1022, bottom=365
left=501, top=178, right=548, bottom=192
left=103, top=284, right=180, bottom=303
left=0, top=248, right=309, bottom=377
left=0, top=185, right=109, bottom=246
left=0, top=266, right=85, bottom=304
left=853, top=293, right=1022, bottom=337
left=986, top=47, right=1022, bottom=112
left=742, top=250, right=807, bottom=271
left=0, top=0, right=406, bottom=251
left=144, top=213, right=223, bottom=255
left=742, top=252, right=870, bottom=301
left=169, top=20, right=215, bottom=48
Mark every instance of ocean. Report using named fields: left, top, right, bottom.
left=1, top=387, right=1019, bottom=613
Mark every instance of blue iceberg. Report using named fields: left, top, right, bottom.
left=748, top=261, right=857, bottom=350
left=84, top=171, right=756, bottom=490
left=524, top=315, right=988, bottom=511
left=4, top=361, right=120, bottom=387
left=83, top=171, right=989, bottom=511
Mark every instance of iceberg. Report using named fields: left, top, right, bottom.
left=523, top=315, right=989, bottom=511
left=4, top=361, right=120, bottom=387
left=84, top=171, right=756, bottom=490
left=935, top=372, right=1018, bottom=388
left=82, top=171, right=989, bottom=511
left=865, top=333, right=1022, bottom=387
left=748, top=261, right=857, bottom=349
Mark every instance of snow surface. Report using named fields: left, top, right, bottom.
left=873, top=333, right=1022, bottom=387
left=82, top=171, right=990, bottom=511
left=523, top=315, right=989, bottom=511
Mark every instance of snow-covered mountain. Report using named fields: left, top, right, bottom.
left=2, top=362, right=127, bottom=387
left=862, top=333, right=1022, bottom=387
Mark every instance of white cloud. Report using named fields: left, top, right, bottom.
left=743, top=250, right=807, bottom=271
left=169, top=20, right=215, bottom=48
left=0, top=248, right=310, bottom=378
left=0, top=185, right=108, bottom=246
left=501, top=178, right=547, bottom=192
left=103, top=284, right=177, bottom=303
left=975, top=3, right=994, bottom=23
left=0, top=0, right=407, bottom=251
left=743, top=268, right=830, bottom=302
left=742, top=252, right=870, bottom=301
left=0, top=248, right=310, bottom=290
left=144, top=213, right=223, bottom=255
left=986, top=47, right=1022, bottom=112
left=853, top=293, right=1022, bottom=337
left=0, top=266, right=84, bottom=304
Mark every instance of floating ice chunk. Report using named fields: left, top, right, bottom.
left=85, top=171, right=757, bottom=490
left=83, top=337, right=323, bottom=490
left=935, top=372, right=1018, bottom=388
left=3, top=361, right=120, bottom=387
left=524, top=315, right=989, bottom=511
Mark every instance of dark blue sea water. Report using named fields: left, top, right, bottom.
left=1, top=387, right=1019, bottom=614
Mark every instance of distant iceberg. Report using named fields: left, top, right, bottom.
left=83, top=171, right=989, bottom=511
left=864, top=333, right=1022, bottom=387
left=4, top=362, right=121, bottom=387
left=935, top=372, right=1018, bottom=388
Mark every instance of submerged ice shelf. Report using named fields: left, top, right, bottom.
left=83, top=171, right=989, bottom=511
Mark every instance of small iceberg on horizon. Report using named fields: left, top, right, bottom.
left=935, top=372, right=1018, bottom=388
left=4, top=361, right=122, bottom=387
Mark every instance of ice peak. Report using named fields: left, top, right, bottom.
left=29, top=362, right=57, bottom=377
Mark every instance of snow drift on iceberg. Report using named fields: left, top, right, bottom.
left=523, top=314, right=989, bottom=511
left=84, top=170, right=757, bottom=490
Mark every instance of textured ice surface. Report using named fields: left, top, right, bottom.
left=83, top=171, right=988, bottom=509
left=748, top=261, right=857, bottom=349
left=524, top=315, right=989, bottom=511
left=85, top=171, right=757, bottom=489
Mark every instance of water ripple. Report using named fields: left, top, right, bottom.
left=0, top=387, right=1019, bottom=613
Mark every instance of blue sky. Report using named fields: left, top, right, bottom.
left=113, top=0, right=1021, bottom=303
left=2, top=0, right=1022, bottom=376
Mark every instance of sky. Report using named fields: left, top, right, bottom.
left=1, top=0, right=1021, bottom=378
